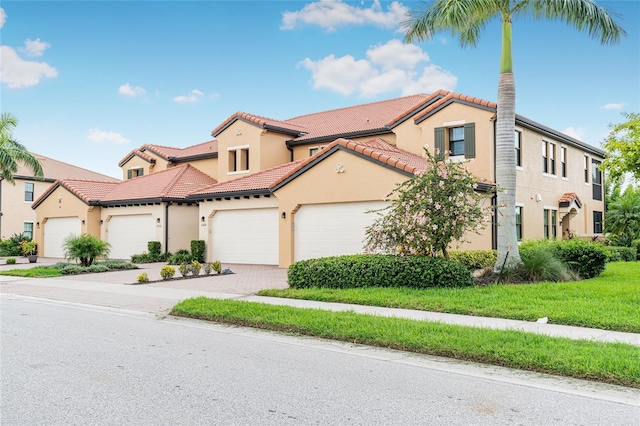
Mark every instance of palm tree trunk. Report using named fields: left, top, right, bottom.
left=495, top=18, right=522, bottom=271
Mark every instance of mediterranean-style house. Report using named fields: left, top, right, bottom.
left=32, top=90, right=605, bottom=267
left=0, top=153, right=120, bottom=240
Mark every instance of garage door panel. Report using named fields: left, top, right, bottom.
left=211, top=209, right=278, bottom=265
left=107, top=215, right=155, bottom=260
left=294, top=201, right=387, bottom=261
left=44, top=217, right=81, bottom=258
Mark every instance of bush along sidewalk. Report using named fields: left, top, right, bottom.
left=130, top=260, right=226, bottom=285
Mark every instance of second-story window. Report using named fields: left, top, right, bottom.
left=592, top=159, right=602, bottom=201
left=584, top=155, right=589, bottom=183
left=542, top=141, right=556, bottom=175
left=448, top=127, right=465, bottom=156
left=24, top=182, right=34, bottom=202
left=561, top=147, right=567, bottom=178
left=515, top=130, right=522, bottom=167
left=228, top=147, right=249, bottom=173
left=127, top=168, right=143, bottom=179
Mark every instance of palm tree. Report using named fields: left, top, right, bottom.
left=0, top=113, right=43, bottom=184
left=403, top=0, right=625, bottom=271
left=605, top=186, right=640, bottom=247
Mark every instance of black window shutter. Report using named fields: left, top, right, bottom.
left=434, top=127, right=445, bottom=160
left=464, top=123, right=476, bottom=158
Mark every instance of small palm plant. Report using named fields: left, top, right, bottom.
left=63, top=234, right=111, bottom=267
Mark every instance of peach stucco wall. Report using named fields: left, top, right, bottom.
left=1, top=178, right=54, bottom=239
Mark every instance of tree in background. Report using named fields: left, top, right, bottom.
left=605, top=185, right=640, bottom=247
left=364, top=147, right=492, bottom=260
left=403, top=0, right=625, bottom=271
left=0, top=113, right=43, bottom=184
left=602, top=112, right=640, bottom=184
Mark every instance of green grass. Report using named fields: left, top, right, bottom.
left=259, top=262, right=640, bottom=333
left=0, top=267, right=62, bottom=278
left=172, top=297, right=640, bottom=388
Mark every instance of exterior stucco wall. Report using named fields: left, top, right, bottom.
left=33, top=185, right=99, bottom=255
left=413, top=103, right=495, bottom=183
left=260, top=132, right=293, bottom=170
left=198, top=196, right=279, bottom=262
left=274, top=150, right=407, bottom=267
left=1, top=178, right=54, bottom=239
left=167, top=203, right=200, bottom=253
left=215, top=121, right=264, bottom=183
left=176, top=157, right=218, bottom=179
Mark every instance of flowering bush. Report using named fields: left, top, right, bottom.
left=365, top=147, right=492, bottom=260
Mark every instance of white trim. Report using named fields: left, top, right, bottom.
left=515, top=166, right=524, bottom=171
left=228, top=144, right=250, bottom=150
left=543, top=205, right=558, bottom=211
left=446, top=155, right=466, bottom=163
left=515, top=202, right=524, bottom=207
left=542, top=173, right=557, bottom=178
left=442, top=120, right=465, bottom=127
left=562, top=177, right=569, bottom=181
left=227, top=170, right=251, bottom=176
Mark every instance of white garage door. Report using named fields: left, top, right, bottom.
left=210, top=209, right=278, bottom=265
left=44, top=217, right=82, bottom=258
left=294, top=201, right=388, bottom=261
left=107, top=215, right=156, bottom=260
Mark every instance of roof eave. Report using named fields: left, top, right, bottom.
left=168, top=152, right=219, bottom=163
left=188, top=188, right=271, bottom=201
left=287, top=128, right=390, bottom=147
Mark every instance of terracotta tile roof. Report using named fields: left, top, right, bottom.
left=15, top=153, right=121, bottom=182
left=559, top=192, right=582, bottom=207
left=272, top=138, right=428, bottom=190
left=286, top=94, right=432, bottom=142
left=101, top=164, right=217, bottom=202
left=32, top=179, right=120, bottom=208
left=412, top=91, right=497, bottom=123
left=211, top=112, right=308, bottom=137
left=118, top=148, right=156, bottom=167
left=141, top=140, right=218, bottom=161
left=190, top=161, right=305, bottom=197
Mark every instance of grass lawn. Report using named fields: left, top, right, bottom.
left=0, top=267, right=62, bottom=278
left=259, top=261, right=640, bottom=333
left=172, top=297, right=640, bottom=388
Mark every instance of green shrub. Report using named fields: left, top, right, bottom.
left=147, top=241, right=162, bottom=258
left=130, top=253, right=154, bottom=263
left=6, top=257, right=16, bottom=265
left=178, top=263, right=189, bottom=277
left=631, top=239, right=640, bottom=260
left=191, top=260, right=202, bottom=276
left=604, top=246, right=637, bottom=262
left=509, top=245, right=576, bottom=282
left=137, top=272, right=150, bottom=283
left=288, top=254, right=473, bottom=289
left=58, top=265, right=85, bottom=275
left=63, top=234, right=111, bottom=267
left=203, top=262, right=212, bottom=275
left=98, top=260, right=137, bottom=270
left=157, top=252, right=172, bottom=262
left=211, top=260, right=222, bottom=274
left=169, top=250, right=193, bottom=265
left=160, top=265, right=176, bottom=280
left=551, top=239, right=608, bottom=279
left=447, top=250, right=497, bottom=270
left=0, top=236, right=23, bottom=257
left=190, top=240, right=206, bottom=262
left=85, top=264, right=109, bottom=273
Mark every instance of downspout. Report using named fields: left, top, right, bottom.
left=286, top=140, right=294, bottom=162
left=164, top=201, right=172, bottom=253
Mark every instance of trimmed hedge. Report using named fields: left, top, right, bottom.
left=148, top=241, right=162, bottom=258
left=288, top=254, right=474, bottom=289
left=605, top=246, right=637, bottom=262
left=448, top=250, right=497, bottom=270
left=190, top=240, right=206, bottom=263
left=632, top=239, right=640, bottom=260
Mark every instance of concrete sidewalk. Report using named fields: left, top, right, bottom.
left=1, top=266, right=639, bottom=348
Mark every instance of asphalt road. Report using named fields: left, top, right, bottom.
left=2, top=295, right=639, bottom=425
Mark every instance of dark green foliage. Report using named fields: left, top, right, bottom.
left=147, top=241, right=162, bottom=257
left=130, top=253, right=154, bottom=263
left=58, top=265, right=85, bottom=275
left=503, top=244, right=576, bottom=283
left=63, top=234, right=111, bottom=267
left=605, top=246, right=637, bottom=262
left=6, top=257, right=16, bottom=264
left=551, top=239, right=609, bottom=279
left=632, top=239, right=640, bottom=260
left=52, top=259, right=137, bottom=275
left=169, top=251, right=194, bottom=265
left=190, top=240, right=206, bottom=262
left=0, top=233, right=30, bottom=256
left=447, top=250, right=497, bottom=270
left=288, top=254, right=473, bottom=290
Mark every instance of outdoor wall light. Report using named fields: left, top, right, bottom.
left=81, top=220, right=85, bottom=225
left=201, top=216, right=205, bottom=222
left=99, top=220, right=104, bottom=225
left=36, top=222, right=40, bottom=227
left=281, top=212, right=286, bottom=219
left=156, top=218, right=161, bottom=224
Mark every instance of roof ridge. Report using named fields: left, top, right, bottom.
left=285, top=93, right=429, bottom=122
left=29, top=152, right=121, bottom=181
left=160, top=164, right=192, bottom=197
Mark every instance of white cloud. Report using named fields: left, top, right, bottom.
left=118, top=83, right=146, bottom=97
left=88, top=128, right=130, bottom=145
left=174, top=89, right=205, bottom=103
left=562, top=126, right=585, bottom=141
left=0, top=45, right=58, bottom=88
left=281, top=0, right=408, bottom=31
left=602, top=102, right=626, bottom=110
left=0, top=8, right=6, bottom=29
left=23, top=38, right=51, bottom=57
left=299, top=39, right=457, bottom=97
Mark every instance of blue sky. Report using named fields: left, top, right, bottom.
left=1, top=0, right=638, bottom=179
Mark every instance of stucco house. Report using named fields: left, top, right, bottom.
left=32, top=90, right=605, bottom=265
left=0, top=153, right=120, bottom=240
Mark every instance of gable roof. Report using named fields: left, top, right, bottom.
left=117, top=149, right=157, bottom=167
left=189, top=161, right=305, bottom=199
left=559, top=192, right=583, bottom=208
left=15, top=153, right=121, bottom=183
left=33, top=164, right=217, bottom=208
left=119, top=140, right=219, bottom=167
left=211, top=112, right=309, bottom=138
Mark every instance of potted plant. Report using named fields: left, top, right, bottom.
left=20, top=240, right=38, bottom=263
